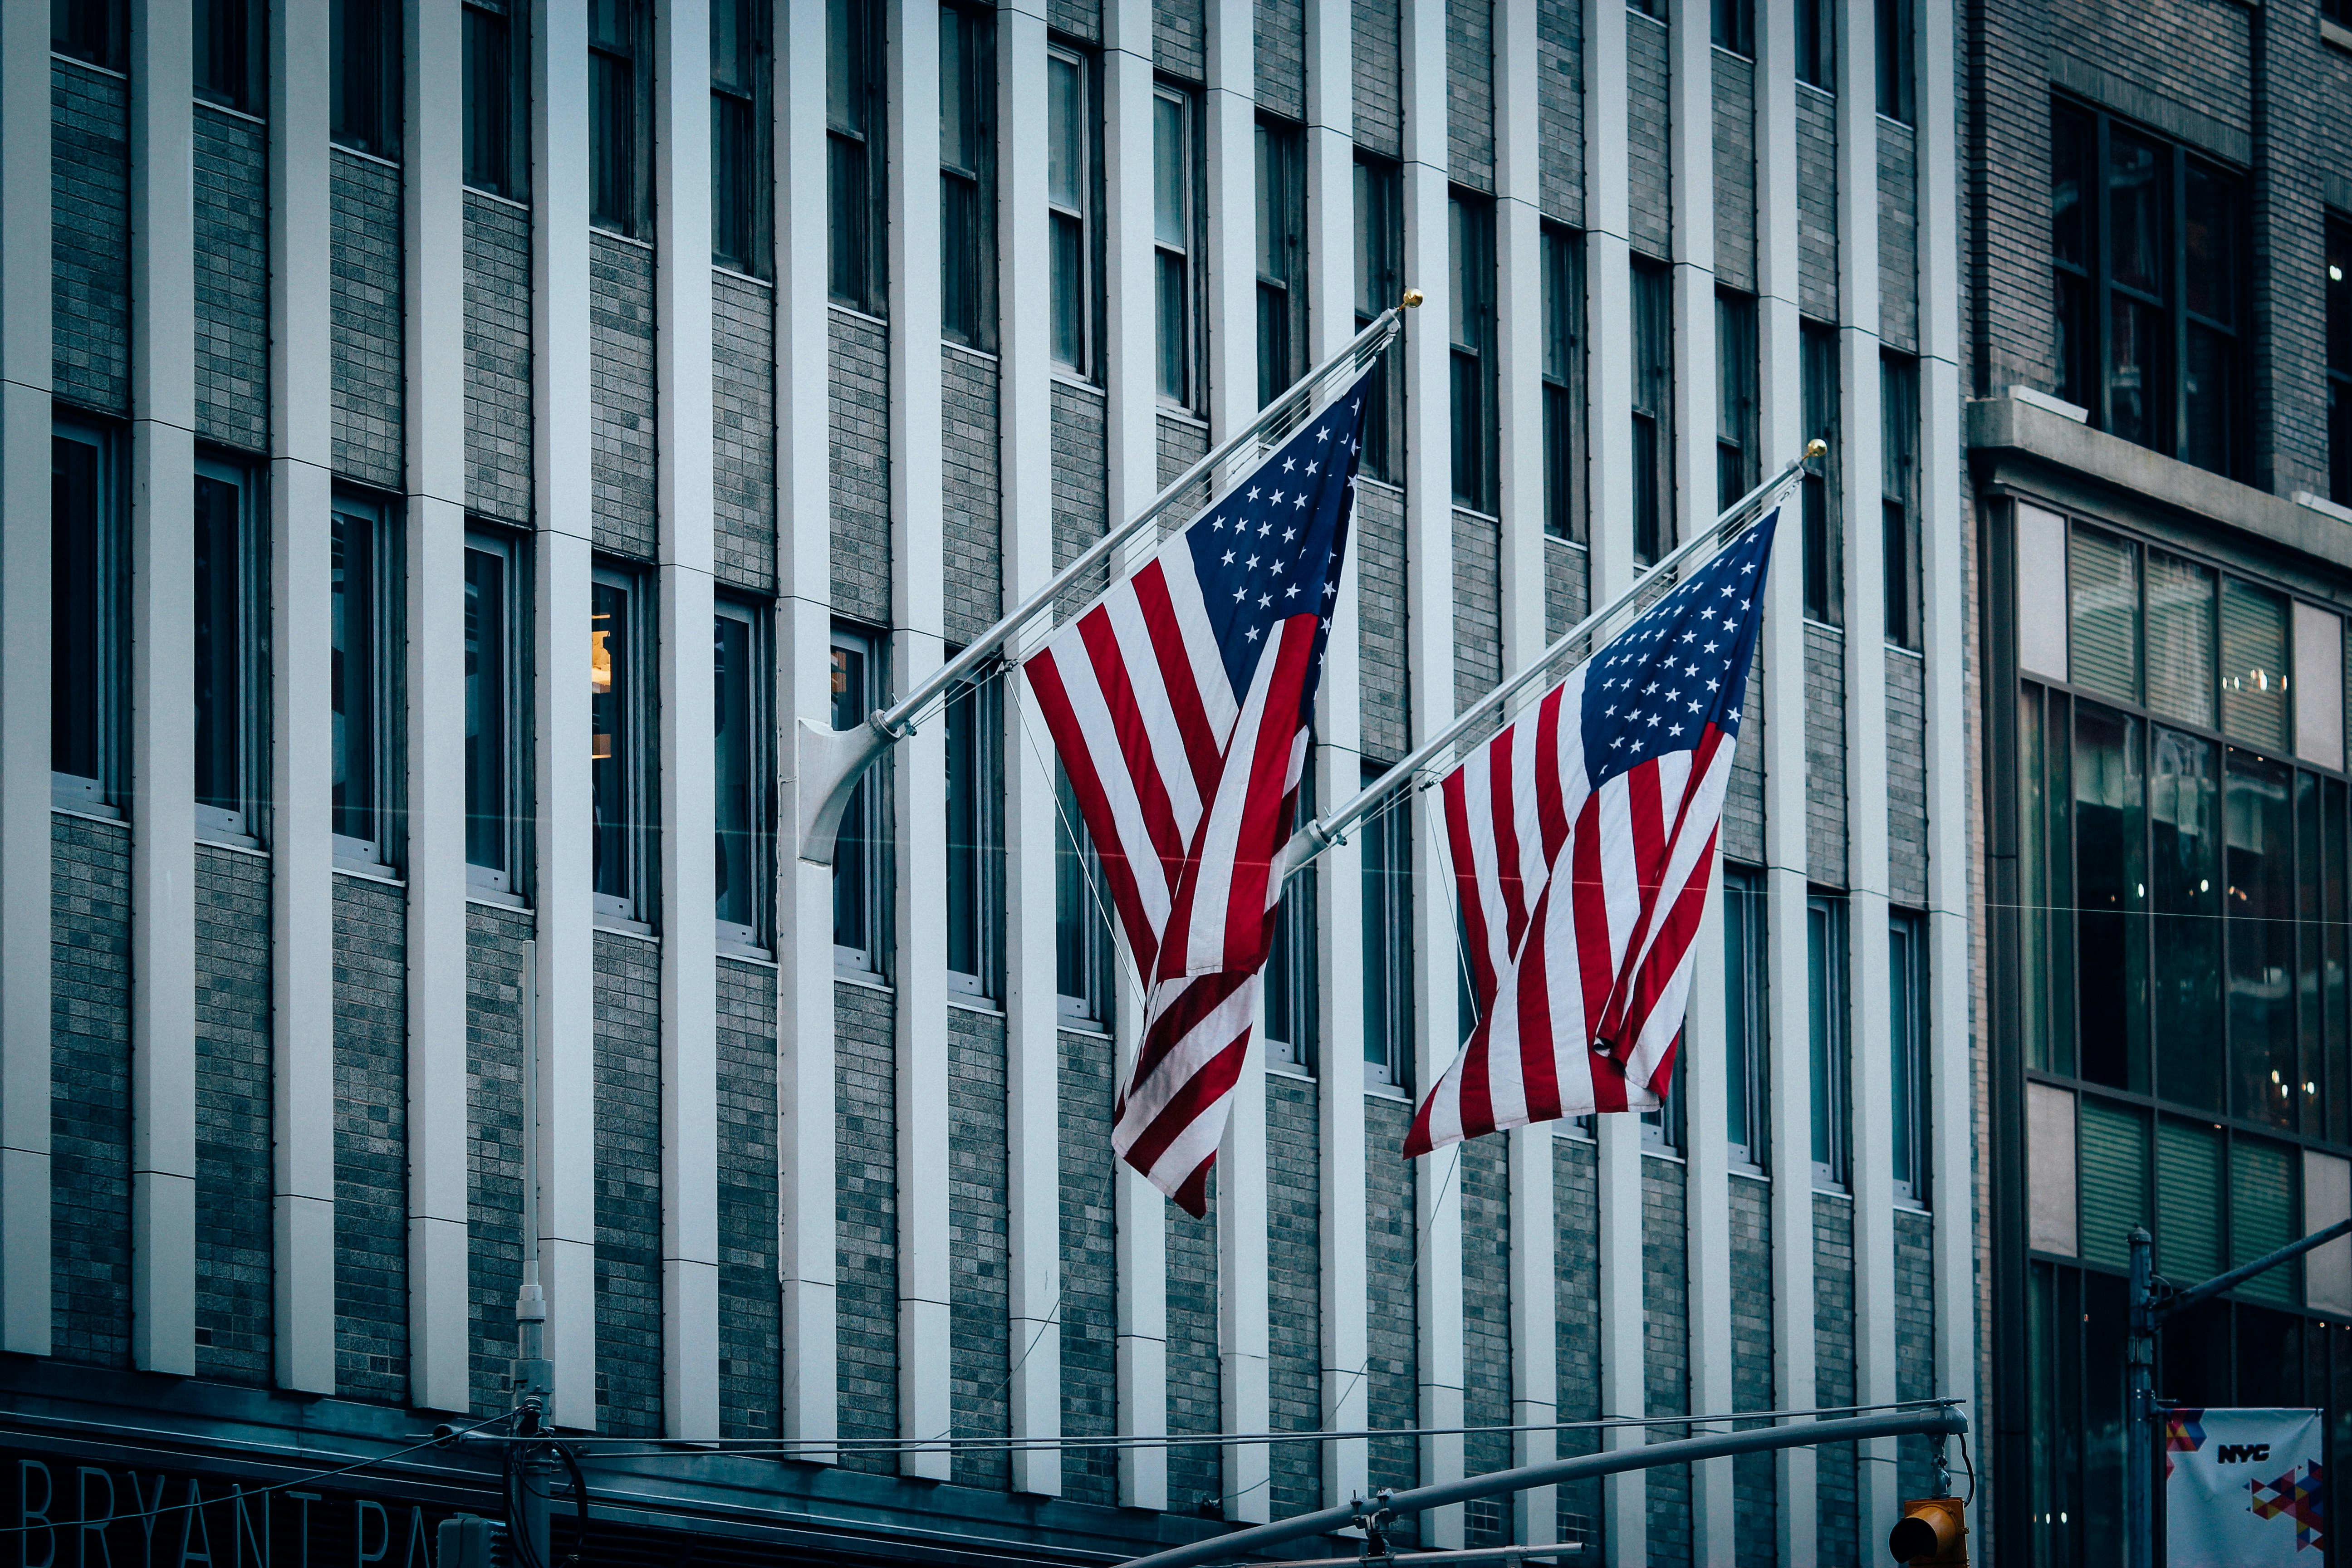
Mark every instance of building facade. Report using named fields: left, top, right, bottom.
left=1966, top=0, right=2352, bottom=1560
left=0, top=0, right=1969, bottom=1564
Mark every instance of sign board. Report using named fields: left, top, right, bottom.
left=2163, top=1406, right=2325, bottom=1565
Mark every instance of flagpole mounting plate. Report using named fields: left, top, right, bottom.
left=795, top=710, right=895, bottom=866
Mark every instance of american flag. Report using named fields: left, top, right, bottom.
left=1405, top=511, right=1779, bottom=1156
left=1026, top=371, right=1375, bottom=1214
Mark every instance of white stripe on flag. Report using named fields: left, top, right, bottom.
left=1103, top=587, right=1207, bottom=835
left=1159, top=540, right=1243, bottom=737
left=1047, top=641, right=1174, bottom=931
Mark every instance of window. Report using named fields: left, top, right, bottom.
left=1716, top=290, right=1759, bottom=512
left=464, top=529, right=528, bottom=895
left=1882, top=351, right=1921, bottom=648
left=1153, top=84, right=1200, bottom=407
left=331, top=0, right=402, bottom=159
left=52, top=419, right=122, bottom=810
left=591, top=568, right=655, bottom=925
left=828, top=0, right=886, bottom=310
left=1801, top=322, right=1841, bottom=623
left=1876, top=0, right=1914, bottom=123
left=2331, top=219, right=2351, bottom=506
left=1257, top=118, right=1308, bottom=405
left=589, top=0, right=649, bottom=235
left=1355, top=153, right=1406, bottom=483
left=195, top=0, right=263, bottom=113
left=1361, top=773, right=1413, bottom=1089
left=464, top=0, right=529, bottom=199
left=832, top=630, right=887, bottom=973
left=1264, top=769, right=1317, bottom=1069
left=712, top=0, right=770, bottom=274
left=1055, top=763, right=1113, bottom=1024
left=1712, top=0, right=1753, bottom=54
left=713, top=599, right=771, bottom=949
left=939, top=5, right=995, bottom=346
left=2050, top=103, right=2243, bottom=477
left=1046, top=47, right=1094, bottom=373
left=1890, top=909, right=1929, bottom=1203
left=52, top=0, right=125, bottom=69
left=1796, top=0, right=1833, bottom=89
left=1543, top=226, right=1585, bottom=540
left=1723, top=865, right=1769, bottom=1172
left=1630, top=257, right=1673, bottom=564
left=1450, top=192, right=1499, bottom=513
left=1807, top=892, right=1850, bottom=1189
left=330, top=495, right=401, bottom=866
left=194, top=457, right=265, bottom=843
left=944, top=673, right=1002, bottom=997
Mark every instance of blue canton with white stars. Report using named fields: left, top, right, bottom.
left=1580, top=510, right=1779, bottom=792
left=1186, top=369, right=1377, bottom=702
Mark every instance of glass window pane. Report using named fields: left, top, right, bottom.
left=2183, top=162, right=2234, bottom=326
left=2230, top=1136, right=2300, bottom=1306
left=1153, top=93, right=1186, bottom=250
left=2220, top=578, right=2289, bottom=750
left=52, top=435, right=103, bottom=784
left=714, top=612, right=755, bottom=930
left=2227, top=750, right=2298, bottom=1129
left=1051, top=213, right=1086, bottom=370
left=592, top=582, right=632, bottom=904
left=464, top=545, right=506, bottom=872
left=2073, top=703, right=2147, bottom=1093
left=2183, top=323, right=2233, bottom=477
left=938, top=8, right=967, bottom=172
left=2107, top=130, right=2163, bottom=296
left=946, top=678, right=982, bottom=983
left=2151, top=728, right=2223, bottom=1109
left=1156, top=251, right=1186, bottom=401
left=2077, top=1098, right=2148, bottom=1270
left=193, top=474, right=244, bottom=818
left=2066, top=524, right=2139, bottom=703
left=2051, top=108, right=2089, bottom=265
left=1047, top=54, right=1082, bottom=210
left=2155, top=1117, right=2222, bottom=1282
left=330, top=510, right=374, bottom=842
left=2144, top=549, right=2215, bottom=726
left=2107, top=295, right=2157, bottom=448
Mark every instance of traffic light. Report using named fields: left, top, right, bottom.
left=1887, top=1496, right=1968, bottom=1567
left=438, top=1514, right=509, bottom=1568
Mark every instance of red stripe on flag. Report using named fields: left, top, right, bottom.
left=1075, top=606, right=1191, bottom=878
left=1025, top=648, right=1160, bottom=979
left=1214, top=617, right=1320, bottom=970
left=1444, top=765, right=1497, bottom=1009
left=1131, top=564, right=1226, bottom=803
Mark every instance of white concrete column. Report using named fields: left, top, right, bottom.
left=269, top=0, right=336, bottom=1397
left=1103, top=0, right=1168, bottom=1513
left=1668, top=0, right=1716, bottom=554
left=887, top=0, right=953, bottom=1482
left=998, top=0, right=1064, bottom=1501
left=0, top=0, right=54, bottom=1357
left=403, top=0, right=472, bottom=1415
left=1683, top=867, right=1736, bottom=1568
left=654, top=0, right=721, bottom=1442
left=126, top=0, right=199, bottom=1383
left=774, top=0, right=839, bottom=1461
left=531, top=0, right=600, bottom=1431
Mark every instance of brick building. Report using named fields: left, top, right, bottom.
left=0, top=0, right=1969, bottom=1564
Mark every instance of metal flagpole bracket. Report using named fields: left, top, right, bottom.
left=795, top=709, right=898, bottom=866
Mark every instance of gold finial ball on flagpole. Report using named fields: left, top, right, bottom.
left=1805, top=437, right=1828, bottom=460
left=1401, top=289, right=1425, bottom=308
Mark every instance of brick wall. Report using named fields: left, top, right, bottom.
left=832, top=309, right=893, bottom=626
left=1050, top=0, right=1103, bottom=44
left=1167, top=1173, right=1223, bottom=1514
left=1813, top=1194, right=1858, bottom=1568
left=1537, top=0, right=1584, bottom=228
left=593, top=235, right=659, bottom=560
left=1365, top=1093, right=1419, bottom=1536
left=1447, top=0, right=1496, bottom=192
left=1878, top=127, right=1919, bottom=356
left=1966, top=0, right=2054, bottom=397
left=335, top=876, right=410, bottom=1405
left=1723, top=628, right=1766, bottom=867
left=1461, top=1138, right=1511, bottom=1546
left=950, top=1007, right=1010, bottom=1490
left=1353, top=0, right=1404, bottom=161
left=332, top=150, right=405, bottom=489
left=464, top=194, right=534, bottom=525
left=1268, top=1074, right=1323, bottom=1519
left=1715, top=55, right=1758, bottom=295
left=1554, top=1135, right=1602, bottom=1553
left=1545, top=538, right=1590, bottom=638
left=1796, top=93, right=1839, bottom=321
left=838, top=981, right=900, bottom=1473
left=1803, top=625, right=1847, bottom=887
left=52, top=815, right=130, bottom=1368
left=1258, top=0, right=1308, bottom=122
left=1059, top=1026, right=1118, bottom=1505
left=466, top=904, right=531, bottom=1416
left=1894, top=1207, right=1939, bottom=1505
left=714, top=271, right=777, bottom=595
left=1729, top=1175, right=1775, bottom=1568
left=1627, top=15, right=1672, bottom=260
left=1454, top=510, right=1501, bottom=718
left=718, top=958, right=780, bottom=1440
left=195, top=847, right=273, bottom=1386
left=944, top=348, right=1004, bottom=645
left=1643, top=1160, right=1691, bottom=1568
left=1358, top=482, right=1411, bottom=761
left=194, top=106, right=269, bottom=453
left=594, top=933, right=663, bottom=1436
left=53, top=61, right=128, bottom=416
left=1156, top=0, right=1207, bottom=80
left=2046, top=0, right=2248, bottom=143
left=1887, top=652, right=1929, bottom=907
left=1057, top=387, right=1113, bottom=621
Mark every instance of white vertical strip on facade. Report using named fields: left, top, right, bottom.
left=1399, top=0, right=1462, bottom=1547
left=0, top=0, right=53, bottom=1357
left=773, top=0, right=839, bottom=1461
left=1102, top=0, right=1168, bottom=1512
left=998, top=0, right=1064, bottom=1501
left=402, top=0, right=472, bottom=1415
left=1302, top=0, right=1367, bottom=1519
left=1835, top=0, right=1896, bottom=1538
left=1683, top=868, right=1735, bottom=1568
left=1912, top=0, right=1975, bottom=1492
left=1490, top=0, right=1557, bottom=1546
left=531, top=0, right=601, bottom=1430
left=269, top=0, right=337, bottom=1398
left=654, top=0, right=721, bottom=1442
left=887, top=0, right=953, bottom=1482
left=1752, top=0, right=1815, bottom=1544
left=126, top=0, right=198, bottom=1382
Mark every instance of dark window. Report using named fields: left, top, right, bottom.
left=1807, top=891, right=1850, bottom=1189
left=939, top=4, right=996, bottom=346
left=1355, top=152, right=1406, bottom=483
left=195, top=0, right=264, bottom=113
left=1801, top=321, right=1841, bottom=622
left=1882, top=351, right=1921, bottom=648
left=1876, top=0, right=1914, bottom=123
left=1264, top=768, right=1317, bottom=1070
left=832, top=630, right=887, bottom=973
left=1153, top=83, right=1200, bottom=407
left=1796, top=0, right=1833, bottom=89
left=1361, top=771, right=1413, bottom=1090
left=714, top=598, right=771, bottom=947
left=2331, top=219, right=2352, bottom=505
left=591, top=568, right=655, bottom=925
left=1056, top=762, right=1113, bottom=1024
left=331, top=0, right=402, bottom=159
left=1716, top=289, right=1759, bottom=511
left=1543, top=225, right=1586, bottom=540
left=1628, top=0, right=1662, bottom=19
left=52, top=0, right=126, bottom=69
left=194, top=457, right=265, bottom=843
left=464, top=0, right=529, bottom=199
left=828, top=0, right=885, bottom=310
left=1890, top=908, right=1929, bottom=1203
left=1046, top=47, right=1096, bottom=374
left=1631, top=257, right=1673, bottom=563
left=464, top=528, right=528, bottom=895
left=1450, top=191, right=1499, bottom=512
left=712, top=0, right=771, bottom=274
left=1724, top=863, right=1769, bottom=1172
left=330, top=496, right=402, bottom=866
left=590, top=0, right=650, bottom=236
left=52, top=419, right=122, bottom=809
left=944, top=672, right=1002, bottom=997
left=2050, top=103, right=2243, bottom=477
left=1712, top=0, right=1753, bottom=55
left=1257, top=118, right=1308, bottom=405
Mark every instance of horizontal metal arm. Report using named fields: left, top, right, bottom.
left=2156, top=1215, right=2352, bottom=1323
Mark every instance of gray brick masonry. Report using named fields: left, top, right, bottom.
left=1060, top=1026, right=1119, bottom=1506
left=1796, top=92, right=1839, bottom=322
left=1803, top=624, right=1846, bottom=888
left=1555, top=1135, right=1602, bottom=1554
left=465, top=193, right=534, bottom=525
left=1354, top=0, right=1404, bottom=162
left=950, top=1006, right=1011, bottom=1491
left=1448, top=0, right=1496, bottom=193
left=1358, top=481, right=1411, bottom=762
left=1538, top=0, right=1584, bottom=229
left=1258, top=0, right=1308, bottom=122
left=332, top=149, right=406, bottom=490
left=832, top=309, right=894, bottom=625
left=1057, top=386, right=1113, bottom=622
left=195, top=106, right=269, bottom=453
left=467, top=903, right=532, bottom=1417
left=1715, top=55, right=1758, bottom=296
left=719, top=958, right=781, bottom=1440
left=1813, top=1193, right=1858, bottom=1568
left=1878, top=127, right=1919, bottom=356
left=1156, top=410, right=1211, bottom=504
left=838, top=981, right=900, bottom=1475
left=1051, top=0, right=1103, bottom=43
left=1887, top=652, right=1928, bottom=907
left=195, top=846, right=273, bottom=1387
left=52, top=61, right=129, bottom=416
left=1454, top=510, right=1502, bottom=720
left=335, top=876, right=411, bottom=1406
left=944, top=349, right=1004, bottom=646
left=714, top=271, right=778, bottom=595
left=1365, top=1093, right=1420, bottom=1542
left=1168, top=1171, right=1223, bottom=1515
left=1644, top=1159, right=1691, bottom=1568
left=1723, top=624, right=1765, bottom=867
left=595, top=933, right=664, bottom=1436
left=52, top=814, right=131, bottom=1369
left=1269, top=1074, right=1323, bottom=1519
left=1730, top=1175, right=1775, bottom=1568
left=1461, top=1137, right=1511, bottom=1547
left=1894, top=1207, right=1937, bottom=1507
left=1156, top=0, right=1207, bottom=82
left=1545, top=539, right=1591, bottom=640
left=1628, top=15, right=1672, bottom=260
left=593, top=235, right=659, bottom=560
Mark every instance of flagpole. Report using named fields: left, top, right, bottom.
left=1277, top=439, right=1824, bottom=881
